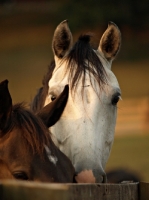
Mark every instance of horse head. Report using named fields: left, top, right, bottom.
left=0, top=80, right=74, bottom=182
left=33, top=20, right=121, bottom=183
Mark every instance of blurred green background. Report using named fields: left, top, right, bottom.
left=0, top=0, right=149, bottom=182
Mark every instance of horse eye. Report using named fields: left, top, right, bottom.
left=13, top=172, right=28, bottom=180
left=111, top=94, right=121, bottom=106
left=51, top=95, right=56, bottom=101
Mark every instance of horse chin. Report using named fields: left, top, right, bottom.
left=74, top=170, right=105, bottom=183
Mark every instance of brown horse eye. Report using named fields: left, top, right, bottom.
left=51, top=95, right=56, bottom=101
left=13, top=172, right=28, bottom=180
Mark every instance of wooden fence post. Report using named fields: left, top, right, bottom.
left=139, top=182, right=149, bottom=200
left=67, top=183, right=139, bottom=200
left=0, top=180, right=139, bottom=200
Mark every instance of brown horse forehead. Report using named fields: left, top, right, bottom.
left=0, top=129, right=32, bottom=161
left=0, top=159, right=13, bottom=179
left=0, top=134, right=32, bottom=179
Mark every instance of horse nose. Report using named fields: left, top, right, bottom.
left=74, top=169, right=107, bottom=183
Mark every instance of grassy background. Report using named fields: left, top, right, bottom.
left=0, top=8, right=149, bottom=182
left=106, top=135, right=149, bottom=181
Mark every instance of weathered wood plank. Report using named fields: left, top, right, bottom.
left=67, top=183, right=139, bottom=200
left=139, top=182, right=149, bottom=200
left=0, top=180, right=69, bottom=200
left=0, top=180, right=139, bottom=200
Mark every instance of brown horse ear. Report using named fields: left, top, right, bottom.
left=37, top=85, right=69, bottom=128
left=0, top=80, right=12, bottom=132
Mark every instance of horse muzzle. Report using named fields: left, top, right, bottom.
left=74, top=169, right=107, bottom=183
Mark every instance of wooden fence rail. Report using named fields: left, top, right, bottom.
left=1, top=180, right=148, bottom=200
left=139, top=182, right=149, bottom=200
left=115, top=97, right=149, bottom=135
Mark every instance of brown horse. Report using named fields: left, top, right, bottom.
left=0, top=80, right=75, bottom=182
left=0, top=159, right=13, bottom=179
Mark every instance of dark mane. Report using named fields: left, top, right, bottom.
left=30, top=61, right=55, bottom=113
left=65, top=34, right=107, bottom=92
left=12, top=103, right=50, bottom=156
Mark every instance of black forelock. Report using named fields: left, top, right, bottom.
left=65, top=34, right=107, bottom=93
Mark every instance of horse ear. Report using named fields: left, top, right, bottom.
left=52, top=20, right=73, bottom=59
left=98, top=22, right=121, bottom=62
left=37, top=85, right=69, bottom=128
left=0, top=80, right=12, bottom=132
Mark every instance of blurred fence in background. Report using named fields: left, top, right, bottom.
left=115, top=97, right=149, bottom=136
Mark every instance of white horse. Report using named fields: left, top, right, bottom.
left=32, top=20, right=121, bottom=183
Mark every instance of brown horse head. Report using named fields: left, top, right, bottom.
left=0, top=159, right=13, bottom=179
left=0, top=80, right=74, bottom=182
